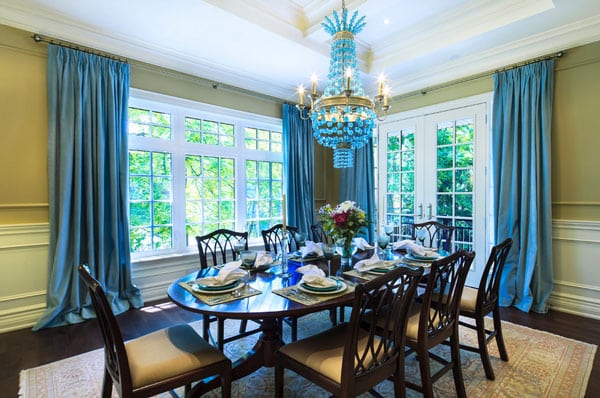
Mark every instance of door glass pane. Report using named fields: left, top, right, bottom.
left=435, top=118, right=475, bottom=251
left=386, top=128, right=415, bottom=240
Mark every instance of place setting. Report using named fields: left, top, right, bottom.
left=179, top=259, right=262, bottom=305
left=343, top=251, right=402, bottom=280
left=273, top=264, right=354, bottom=305
left=393, top=239, right=448, bottom=266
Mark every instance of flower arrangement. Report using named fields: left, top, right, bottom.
left=317, top=200, right=369, bottom=258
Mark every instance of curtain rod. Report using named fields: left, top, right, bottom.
left=32, top=33, right=128, bottom=63
left=396, top=51, right=565, bottom=99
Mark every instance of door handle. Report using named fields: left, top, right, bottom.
left=417, top=203, right=423, bottom=219
left=427, top=203, right=432, bottom=219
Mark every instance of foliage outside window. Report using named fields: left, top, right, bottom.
left=128, top=90, right=282, bottom=257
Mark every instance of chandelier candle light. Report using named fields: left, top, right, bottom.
left=296, top=0, right=391, bottom=168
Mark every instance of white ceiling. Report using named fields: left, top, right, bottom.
left=2, top=0, right=600, bottom=102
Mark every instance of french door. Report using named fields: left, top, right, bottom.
left=376, top=96, right=490, bottom=286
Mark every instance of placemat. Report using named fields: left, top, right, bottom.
left=272, top=279, right=355, bottom=305
left=343, top=269, right=380, bottom=281
left=178, top=281, right=262, bottom=305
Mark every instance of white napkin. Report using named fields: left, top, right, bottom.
left=392, top=239, right=426, bottom=256
left=296, top=264, right=338, bottom=287
left=254, top=251, right=274, bottom=267
left=353, top=237, right=375, bottom=251
left=197, top=260, right=245, bottom=286
left=300, top=240, right=324, bottom=258
left=353, top=252, right=387, bottom=272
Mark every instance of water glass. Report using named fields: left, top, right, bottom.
left=319, top=242, right=336, bottom=276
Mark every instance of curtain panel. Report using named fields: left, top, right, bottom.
left=282, top=103, right=315, bottom=235
left=338, top=142, right=377, bottom=242
left=492, top=59, right=554, bottom=314
left=34, top=45, right=142, bottom=330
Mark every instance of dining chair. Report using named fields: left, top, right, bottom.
left=195, top=229, right=259, bottom=349
left=261, top=224, right=303, bottom=341
left=402, top=250, right=474, bottom=398
left=261, top=223, right=300, bottom=254
left=411, top=221, right=455, bottom=253
left=458, top=237, right=513, bottom=380
left=78, top=264, right=232, bottom=398
left=275, top=266, right=424, bottom=398
left=310, top=222, right=333, bottom=244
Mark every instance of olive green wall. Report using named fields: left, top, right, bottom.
left=386, top=41, right=600, bottom=221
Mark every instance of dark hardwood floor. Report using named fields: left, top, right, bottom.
left=1, top=301, right=598, bottom=397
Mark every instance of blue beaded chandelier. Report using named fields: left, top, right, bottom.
left=296, top=0, right=390, bottom=168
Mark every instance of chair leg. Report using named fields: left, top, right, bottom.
left=239, top=319, right=248, bottom=333
left=450, top=331, right=467, bottom=398
left=220, top=368, right=232, bottom=398
left=493, top=305, right=509, bottom=361
left=329, top=308, right=337, bottom=326
left=291, top=317, right=298, bottom=342
left=476, top=315, right=495, bottom=380
left=202, top=314, right=210, bottom=342
left=416, top=347, right=434, bottom=398
left=101, top=369, right=113, bottom=398
left=274, top=364, right=284, bottom=398
left=217, top=318, right=225, bottom=351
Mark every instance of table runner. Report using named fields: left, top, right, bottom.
left=178, top=281, right=262, bottom=305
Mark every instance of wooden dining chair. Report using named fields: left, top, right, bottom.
left=403, top=250, right=474, bottom=398
left=275, top=266, right=424, bottom=398
left=310, top=222, right=333, bottom=244
left=411, top=221, right=455, bottom=253
left=458, top=237, right=513, bottom=380
left=195, top=229, right=259, bottom=349
left=261, top=224, right=299, bottom=254
left=78, top=264, right=231, bottom=398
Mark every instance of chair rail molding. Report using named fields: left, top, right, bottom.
left=550, top=219, right=600, bottom=319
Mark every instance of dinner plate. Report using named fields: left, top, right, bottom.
left=405, top=254, right=439, bottom=262
left=301, top=279, right=342, bottom=292
left=193, top=279, right=240, bottom=291
left=297, top=280, right=347, bottom=295
left=190, top=280, right=242, bottom=294
left=366, top=266, right=395, bottom=275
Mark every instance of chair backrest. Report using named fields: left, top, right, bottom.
left=411, top=221, right=455, bottom=252
left=344, top=266, right=424, bottom=388
left=418, top=250, right=474, bottom=343
left=477, top=238, right=513, bottom=310
left=310, top=222, right=332, bottom=244
left=196, top=229, right=248, bottom=269
left=261, top=224, right=299, bottom=254
left=78, top=264, right=133, bottom=395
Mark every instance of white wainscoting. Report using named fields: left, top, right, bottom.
left=550, top=219, right=600, bottom=319
left=1, top=220, right=599, bottom=332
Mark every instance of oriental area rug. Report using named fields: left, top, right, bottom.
left=19, top=312, right=596, bottom=398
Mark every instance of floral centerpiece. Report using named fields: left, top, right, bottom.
left=317, top=201, right=369, bottom=265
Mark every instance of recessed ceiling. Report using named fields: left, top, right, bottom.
left=2, top=0, right=600, bottom=102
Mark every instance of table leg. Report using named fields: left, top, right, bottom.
left=189, top=317, right=284, bottom=396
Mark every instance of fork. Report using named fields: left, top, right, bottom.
left=289, top=288, right=317, bottom=302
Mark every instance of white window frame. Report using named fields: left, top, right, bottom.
left=128, top=88, right=283, bottom=260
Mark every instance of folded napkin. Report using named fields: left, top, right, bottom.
left=392, top=239, right=426, bottom=256
left=300, top=240, right=324, bottom=258
left=254, top=251, right=274, bottom=267
left=197, top=260, right=246, bottom=286
left=296, top=264, right=338, bottom=287
left=353, top=237, right=375, bottom=251
left=353, top=252, right=387, bottom=272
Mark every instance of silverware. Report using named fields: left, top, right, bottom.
left=289, top=288, right=317, bottom=302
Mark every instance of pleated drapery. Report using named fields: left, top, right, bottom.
left=34, top=45, right=142, bottom=330
left=492, top=60, right=554, bottom=313
left=282, top=103, right=315, bottom=235
left=338, top=142, right=377, bottom=242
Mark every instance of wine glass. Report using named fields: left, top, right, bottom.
left=294, top=232, right=307, bottom=249
left=383, top=223, right=394, bottom=236
left=416, top=228, right=428, bottom=247
left=319, top=242, right=336, bottom=276
left=234, top=237, right=246, bottom=259
left=377, top=234, right=391, bottom=260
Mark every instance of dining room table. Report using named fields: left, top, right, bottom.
left=167, top=246, right=442, bottom=394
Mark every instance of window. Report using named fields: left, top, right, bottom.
left=128, top=89, right=283, bottom=258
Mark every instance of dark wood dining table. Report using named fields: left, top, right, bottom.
left=167, top=261, right=357, bottom=394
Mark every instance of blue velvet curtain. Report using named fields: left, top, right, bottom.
left=34, top=45, right=143, bottom=330
left=492, top=59, right=554, bottom=314
left=282, top=103, right=315, bottom=236
left=338, top=142, right=376, bottom=242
